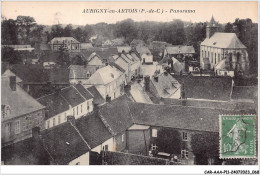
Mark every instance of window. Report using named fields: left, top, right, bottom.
left=151, top=144, right=158, bottom=151
left=5, top=123, right=11, bottom=137
left=64, top=112, right=67, bottom=121
left=75, top=162, right=80, bottom=165
left=87, top=102, right=90, bottom=110
left=58, top=116, right=61, bottom=124
left=182, top=132, right=188, bottom=141
left=47, top=120, right=50, bottom=129
left=77, top=106, right=78, bottom=115
left=73, top=108, right=75, bottom=116
left=181, top=150, right=189, bottom=159
left=201, top=50, right=203, bottom=57
left=24, top=116, right=32, bottom=131
left=104, top=145, right=108, bottom=151
left=152, top=129, right=157, bottom=137
left=122, top=133, right=125, bottom=142
left=81, top=104, right=82, bottom=113
left=14, top=120, right=20, bottom=134
left=53, top=118, right=56, bottom=127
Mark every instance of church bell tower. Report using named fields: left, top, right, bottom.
left=206, top=16, right=219, bottom=39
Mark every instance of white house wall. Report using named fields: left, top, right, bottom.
left=45, top=99, right=93, bottom=129
left=91, top=137, right=114, bottom=153
left=69, top=152, right=90, bottom=165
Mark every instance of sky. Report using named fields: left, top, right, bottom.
left=1, top=1, right=258, bottom=25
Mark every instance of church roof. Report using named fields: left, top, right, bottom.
left=201, top=32, right=246, bottom=49
left=208, top=16, right=217, bottom=27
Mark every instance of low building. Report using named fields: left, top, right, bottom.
left=145, top=72, right=181, bottom=99
left=2, top=45, right=34, bottom=52
left=136, top=45, right=153, bottom=64
left=48, top=37, right=80, bottom=52
left=80, top=43, right=93, bottom=50
left=86, top=65, right=125, bottom=100
left=37, top=84, right=94, bottom=129
left=164, top=45, right=195, bottom=63
left=69, top=65, right=89, bottom=85
left=114, top=51, right=141, bottom=83
left=86, top=52, right=106, bottom=76
left=1, top=76, right=45, bottom=147
left=3, top=64, right=70, bottom=98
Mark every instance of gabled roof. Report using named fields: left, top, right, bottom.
left=2, top=76, right=45, bottom=121
left=135, top=46, right=151, bottom=55
left=99, top=95, right=134, bottom=135
left=86, top=65, right=123, bottom=85
left=49, top=37, right=80, bottom=44
left=165, top=46, right=195, bottom=54
left=109, top=62, right=126, bottom=73
left=208, top=16, right=217, bottom=27
left=60, top=86, right=86, bottom=107
left=87, top=86, right=105, bottom=105
left=75, top=113, right=113, bottom=148
left=74, top=84, right=93, bottom=100
left=172, top=75, right=233, bottom=101
left=41, top=122, right=90, bottom=165
left=8, top=64, right=69, bottom=84
left=129, top=103, right=254, bottom=133
left=151, top=73, right=181, bottom=98
left=201, top=32, right=246, bottom=49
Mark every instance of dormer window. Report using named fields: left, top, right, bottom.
left=111, top=73, right=114, bottom=78
left=2, top=105, right=11, bottom=119
left=213, top=42, right=217, bottom=45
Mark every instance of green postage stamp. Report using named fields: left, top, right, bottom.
left=219, top=115, right=257, bottom=159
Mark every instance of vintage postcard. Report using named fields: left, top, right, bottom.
left=0, top=1, right=258, bottom=173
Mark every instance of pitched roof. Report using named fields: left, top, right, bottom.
left=74, top=84, right=93, bottom=100
left=231, top=86, right=257, bottom=100
left=37, top=92, right=70, bottom=118
left=9, top=64, right=69, bottom=84
left=172, top=75, right=233, bottom=101
left=208, top=16, right=217, bottom=27
left=60, top=86, right=86, bottom=107
left=165, top=46, right=195, bottom=54
left=87, top=86, right=105, bottom=105
left=129, top=102, right=255, bottom=133
left=117, top=46, right=132, bottom=53
left=109, top=62, right=126, bottom=73
left=69, top=65, right=87, bottom=79
left=86, top=65, right=123, bottom=85
left=49, top=37, right=80, bottom=44
left=75, top=113, right=113, bottom=148
left=135, top=46, right=151, bottom=55
left=1, top=76, right=45, bottom=121
left=41, top=122, right=90, bottom=165
left=151, top=73, right=181, bottom=98
left=201, top=32, right=246, bottom=49
left=99, top=95, right=134, bottom=135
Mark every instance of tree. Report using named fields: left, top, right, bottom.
left=71, top=55, right=85, bottom=65
left=1, top=47, right=21, bottom=64
left=64, top=24, right=73, bottom=37
left=114, top=19, right=138, bottom=44
left=154, top=128, right=183, bottom=156
left=57, top=44, right=70, bottom=66
left=1, top=18, right=19, bottom=44
left=51, top=24, right=64, bottom=38
left=29, top=25, right=44, bottom=46
left=191, top=132, right=220, bottom=165
left=16, top=16, right=36, bottom=43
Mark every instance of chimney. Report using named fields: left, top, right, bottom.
left=106, top=95, right=111, bottom=102
left=154, top=75, right=158, bottom=82
left=32, top=127, right=41, bottom=140
left=144, top=75, right=150, bottom=91
left=67, top=115, right=76, bottom=126
left=9, top=76, right=16, bottom=91
left=93, top=103, right=99, bottom=111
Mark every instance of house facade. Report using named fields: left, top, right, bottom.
left=200, top=16, right=249, bottom=75
left=86, top=65, right=125, bottom=100
left=48, top=37, right=80, bottom=52
left=37, top=84, right=94, bottom=129
left=114, top=51, right=141, bottom=83
left=86, top=53, right=106, bottom=76
left=1, top=76, right=45, bottom=147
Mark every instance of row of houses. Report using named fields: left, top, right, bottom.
left=2, top=93, right=256, bottom=165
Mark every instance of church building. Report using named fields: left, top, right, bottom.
left=200, top=16, right=249, bottom=76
